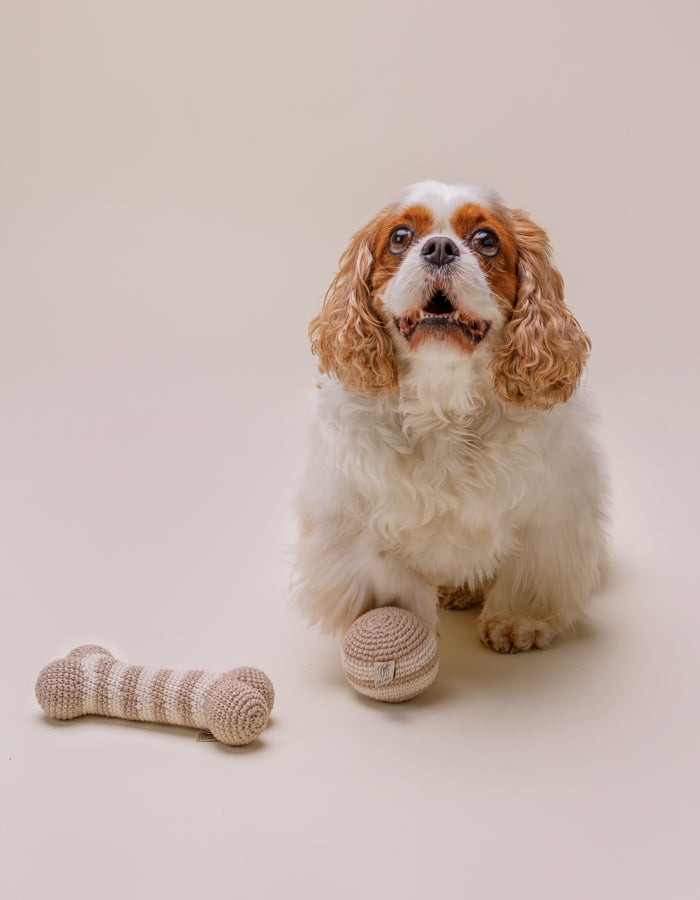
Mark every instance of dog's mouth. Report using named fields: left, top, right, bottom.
left=396, top=290, right=491, bottom=347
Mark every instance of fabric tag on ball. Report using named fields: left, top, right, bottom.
left=374, top=660, right=396, bottom=687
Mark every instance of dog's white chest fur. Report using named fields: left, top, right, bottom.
left=311, top=377, right=546, bottom=587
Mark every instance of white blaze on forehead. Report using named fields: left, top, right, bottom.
left=398, top=181, right=504, bottom=231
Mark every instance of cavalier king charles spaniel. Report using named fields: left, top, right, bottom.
left=294, top=181, right=606, bottom=653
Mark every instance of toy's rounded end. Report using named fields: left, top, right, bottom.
left=203, top=675, right=269, bottom=746
left=341, top=606, right=439, bottom=703
left=228, top=667, right=275, bottom=713
left=35, top=658, right=87, bottom=720
left=66, top=645, right=114, bottom=660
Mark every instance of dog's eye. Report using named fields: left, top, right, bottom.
left=470, top=229, right=499, bottom=258
left=389, top=227, right=414, bottom=255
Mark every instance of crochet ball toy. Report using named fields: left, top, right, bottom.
left=341, top=607, right=439, bottom=702
left=35, top=645, right=274, bottom=746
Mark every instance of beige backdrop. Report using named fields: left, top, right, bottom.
left=2, top=1, right=699, bottom=898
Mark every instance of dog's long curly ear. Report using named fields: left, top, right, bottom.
left=309, top=210, right=398, bottom=397
left=490, top=208, right=590, bottom=410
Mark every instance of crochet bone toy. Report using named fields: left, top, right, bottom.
left=35, top=644, right=274, bottom=746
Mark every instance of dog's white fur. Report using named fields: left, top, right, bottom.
left=293, top=182, right=607, bottom=652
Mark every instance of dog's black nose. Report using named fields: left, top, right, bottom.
left=421, top=236, right=460, bottom=266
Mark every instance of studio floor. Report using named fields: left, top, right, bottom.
left=3, top=2, right=699, bottom=897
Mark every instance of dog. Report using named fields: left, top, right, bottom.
left=293, top=181, right=606, bottom=653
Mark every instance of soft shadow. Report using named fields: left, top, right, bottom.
left=36, top=712, right=271, bottom=753
left=434, top=606, right=607, bottom=701
left=597, top=553, right=635, bottom=593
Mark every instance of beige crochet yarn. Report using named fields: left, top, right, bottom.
left=341, top=607, right=439, bottom=702
left=35, top=645, right=274, bottom=746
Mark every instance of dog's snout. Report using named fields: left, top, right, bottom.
left=421, top=236, right=460, bottom=266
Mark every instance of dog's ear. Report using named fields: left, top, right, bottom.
left=309, top=209, right=398, bottom=397
left=490, top=209, right=590, bottom=410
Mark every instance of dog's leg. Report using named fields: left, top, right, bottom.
left=370, top=548, right=439, bottom=632
left=293, top=523, right=438, bottom=635
left=476, top=514, right=605, bottom=653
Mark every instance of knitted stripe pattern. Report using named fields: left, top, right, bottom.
left=35, top=645, right=274, bottom=746
left=341, top=607, right=439, bottom=702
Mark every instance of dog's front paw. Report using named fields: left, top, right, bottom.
left=477, top=616, right=554, bottom=653
left=438, top=584, right=484, bottom=610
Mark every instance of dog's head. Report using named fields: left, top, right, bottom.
left=309, top=181, right=590, bottom=410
